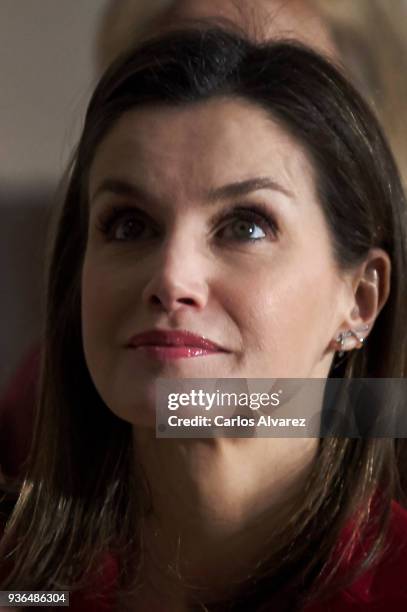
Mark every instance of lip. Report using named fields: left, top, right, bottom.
left=126, top=329, right=228, bottom=360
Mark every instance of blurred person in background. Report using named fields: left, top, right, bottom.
left=97, top=0, right=407, bottom=185
left=315, top=0, right=407, bottom=190
left=95, top=0, right=338, bottom=67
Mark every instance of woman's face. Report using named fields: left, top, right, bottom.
left=82, top=97, right=351, bottom=425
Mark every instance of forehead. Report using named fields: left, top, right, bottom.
left=88, top=97, right=316, bottom=204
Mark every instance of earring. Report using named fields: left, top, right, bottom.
left=335, top=324, right=370, bottom=358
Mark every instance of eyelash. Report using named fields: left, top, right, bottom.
left=95, top=203, right=279, bottom=244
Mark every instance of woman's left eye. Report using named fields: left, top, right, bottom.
left=217, top=206, right=278, bottom=242
left=220, top=218, right=266, bottom=241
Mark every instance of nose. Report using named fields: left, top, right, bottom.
left=141, top=238, right=210, bottom=314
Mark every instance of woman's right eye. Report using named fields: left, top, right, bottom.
left=111, top=215, right=146, bottom=241
left=96, top=206, right=155, bottom=242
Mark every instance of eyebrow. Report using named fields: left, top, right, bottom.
left=90, top=179, right=160, bottom=209
left=90, top=176, right=294, bottom=208
left=207, top=177, right=294, bottom=202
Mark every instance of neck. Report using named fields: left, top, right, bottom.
left=130, top=430, right=318, bottom=607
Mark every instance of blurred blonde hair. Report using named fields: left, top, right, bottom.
left=315, top=0, right=407, bottom=188
left=96, top=0, right=407, bottom=185
left=96, top=0, right=337, bottom=71
left=95, top=0, right=173, bottom=72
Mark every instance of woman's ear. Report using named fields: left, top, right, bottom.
left=333, top=248, right=391, bottom=352
left=352, top=248, right=391, bottom=323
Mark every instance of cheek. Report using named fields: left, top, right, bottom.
left=218, top=248, right=339, bottom=355
left=81, top=256, right=124, bottom=360
left=81, top=259, right=105, bottom=340
left=81, top=259, right=104, bottom=381
left=81, top=254, right=137, bottom=341
left=80, top=255, right=141, bottom=416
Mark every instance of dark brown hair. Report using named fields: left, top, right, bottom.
left=1, top=26, right=407, bottom=611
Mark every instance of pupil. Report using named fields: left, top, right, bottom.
left=236, top=221, right=253, bottom=236
left=122, top=219, right=139, bottom=237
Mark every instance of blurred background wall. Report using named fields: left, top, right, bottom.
left=0, top=0, right=105, bottom=391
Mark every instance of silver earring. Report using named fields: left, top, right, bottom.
left=335, top=324, right=370, bottom=357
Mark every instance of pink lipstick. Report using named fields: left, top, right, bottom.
left=126, top=329, right=228, bottom=361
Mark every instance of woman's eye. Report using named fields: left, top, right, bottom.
left=217, top=207, right=278, bottom=243
left=221, top=218, right=266, bottom=241
left=96, top=206, right=154, bottom=241
left=113, top=216, right=146, bottom=241
left=96, top=204, right=278, bottom=244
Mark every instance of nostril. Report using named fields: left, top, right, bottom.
left=148, top=295, right=196, bottom=308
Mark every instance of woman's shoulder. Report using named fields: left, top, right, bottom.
left=69, top=554, right=118, bottom=612
left=305, top=499, right=407, bottom=611
left=2, top=499, right=407, bottom=611
left=359, top=500, right=407, bottom=602
left=72, top=501, right=407, bottom=611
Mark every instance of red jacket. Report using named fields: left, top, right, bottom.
left=68, top=500, right=407, bottom=611
left=1, top=500, right=406, bottom=610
